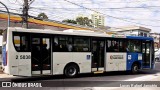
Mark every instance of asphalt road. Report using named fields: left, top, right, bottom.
left=0, top=62, right=160, bottom=90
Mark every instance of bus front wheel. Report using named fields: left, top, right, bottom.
left=64, top=64, right=78, bottom=78
left=131, top=64, right=139, bottom=74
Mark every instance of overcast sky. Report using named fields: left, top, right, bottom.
left=1, top=0, right=160, bottom=33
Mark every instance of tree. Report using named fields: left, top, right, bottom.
left=76, top=17, right=84, bottom=25
left=62, top=17, right=93, bottom=27
left=37, top=13, right=48, bottom=20
left=62, top=19, right=77, bottom=24
left=76, top=17, right=93, bottom=27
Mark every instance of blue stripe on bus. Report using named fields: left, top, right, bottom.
left=126, top=36, right=153, bottom=40
left=126, top=53, right=142, bottom=70
left=2, top=45, right=7, bottom=66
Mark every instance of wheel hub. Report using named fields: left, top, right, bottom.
left=68, top=67, right=76, bottom=76
left=134, top=66, right=138, bottom=71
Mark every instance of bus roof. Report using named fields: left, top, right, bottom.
left=8, top=27, right=113, bottom=38
left=126, top=36, right=153, bottom=41
left=8, top=27, right=154, bottom=41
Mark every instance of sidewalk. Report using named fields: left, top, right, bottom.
left=150, top=74, right=160, bottom=81
left=0, top=69, right=3, bottom=74
left=0, top=71, right=16, bottom=78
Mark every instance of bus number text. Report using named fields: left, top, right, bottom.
left=16, top=55, right=31, bottom=59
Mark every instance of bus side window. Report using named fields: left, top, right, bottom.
left=106, top=40, right=114, bottom=52
left=14, top=36, right=21, bottom=51
left=73, top=37, right=90, bottom=52
left=128, top=40, right=141, bottom=52
left=21, top=36, right=29, bottom=52
left=53, top=36, right=72, bottom=52
left=107, top=40, right=119, bottom=52
left=119, top=40, right=128, bottom=52
left=13, top=33, right=30, bottom=52
left=113, top=40, right=119, bottom=52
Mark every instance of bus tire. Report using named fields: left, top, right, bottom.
left=64, top=64, right=78, bottom=78
left=131, top=64, right=139, bottom=74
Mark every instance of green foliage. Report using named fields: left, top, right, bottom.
left=62, top=19, right=77, bottom=24
left=62, top=17, right=93, bottom=27
left=76, top=17, right=92, bottom=27
left=37, top=13, right=48, bottom=20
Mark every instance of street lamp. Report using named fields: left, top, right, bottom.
left=0, top=1, right=10, bottom=29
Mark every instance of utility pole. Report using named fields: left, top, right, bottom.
left=22, top=0, right=29, bottom=28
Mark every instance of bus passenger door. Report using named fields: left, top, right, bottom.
left=142, top=41, right=151, bottom=68
left=31, top=36, right=51, bottom=75
left=91, top=39, right=105, bottom=72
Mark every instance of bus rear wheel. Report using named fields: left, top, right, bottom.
left=131, top=64, right=139, bottom=74
left=64, top=64, right=78, bottom=78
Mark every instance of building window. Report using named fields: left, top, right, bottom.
left=139, top=32, right=143, bottom=36
left=144, top=33, right=147, bottom=37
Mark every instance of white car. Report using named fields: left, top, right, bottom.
left=155, top=49, right=160, bottom=62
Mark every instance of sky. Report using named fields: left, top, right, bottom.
left=1, top=0, right=160, bottom=33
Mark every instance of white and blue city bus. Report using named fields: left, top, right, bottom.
left=2, top=27, right=155, bottom=77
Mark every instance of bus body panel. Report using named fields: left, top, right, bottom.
left=105, top=53, right=127, bottom=71
left=52, top=52, right=91, bottom=75
left=72, top=52, right=91, bottom=73
left=53, top=52, right=72, bottom=75
left=7, top=30, right=32, bottom=76
left=17, top=52, right=31, bottom=76
left=126, top=53, right=142, bottom=70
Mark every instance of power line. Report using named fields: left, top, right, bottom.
left=0, top=7, right=22, bottom=13
left=64, top=0, right=160, bottom=27
left=45, top=0, right=159, bottom=3
left=30, top=8, right=160, bottom=22
left=28, top=5, right=160, bottom=22
left=0, top=9, right=22, bottom=16
left=8, top=0, right=17, bottom=4
left=29, top=5, right=160, bottom=13
left=8, top=0, right=23, bottom=6
left=28, top=8, right=160, bottom=31
left=29, top=9, right=74, bottom=20
left=30, top=5, right=160, bottom=10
